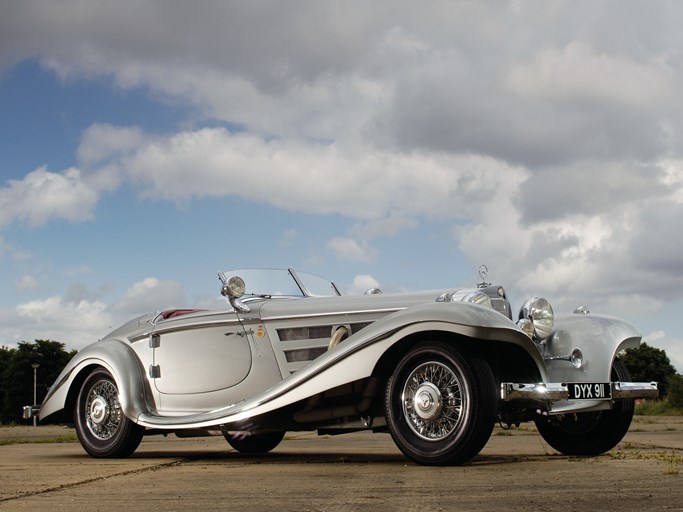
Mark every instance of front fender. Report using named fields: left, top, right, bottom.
left=360, top=301, right=548, bottom=378
left=38, top=339, right=152, bottom=423
left=543, top=313, right=641, bottom=383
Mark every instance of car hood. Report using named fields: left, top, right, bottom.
left=254, top=289, right=456, bottom=319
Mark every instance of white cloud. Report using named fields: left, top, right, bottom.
left=327, top=237, right=378, bottom=263
left=110, top=277, right=185, bottom=315
left=646, top=330, right=666, bottom=342
left=347, top=274, right=381, bottom=295
left=81, top=126, right=524, bottom=223
left=323, top=212, right=418, bottom=268
left=0, top=278, right=187, bottom=350
left=15, top=275, right=39, bottom=293
left=0, top=167, right=99, bottom=227
left=348, top=211, right=418, bottom=240
left=77, top=123, right=147, bottom=168
left=6, top=296, right=113, bottom=348
left=660, top=159, right=683, bottom=203
left=506, top=41, right=675, bottom=109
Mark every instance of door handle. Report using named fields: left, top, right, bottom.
left=224, top=329, right=254, bottom=337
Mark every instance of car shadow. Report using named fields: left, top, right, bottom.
left=122, top=449, right=567, bottom=467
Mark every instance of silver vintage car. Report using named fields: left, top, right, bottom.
left=25, top=268, right=658, bottom=465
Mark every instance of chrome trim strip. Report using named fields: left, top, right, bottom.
left=260, top=307, right=403, bottom=322
left=130, top=317, right=244, bottom=342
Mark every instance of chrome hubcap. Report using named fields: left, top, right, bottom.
left=89, top=396, right=109, bottom=425
left=401, top=361, right=464, bottom=441
left=413, top=382, right=442, bottom=420
left=85, top=379, right=121, bottom=441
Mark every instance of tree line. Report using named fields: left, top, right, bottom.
left=0, top=339, right=681, bottom=424
left=0, top=340, right=76, bottom=424
left=621, top=342, right=683, bottom=410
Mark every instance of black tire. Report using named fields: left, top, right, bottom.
left=534, top=359, right=635, bottom=456
left=384, top=341, right=497, bottom=466
left=224, top=431, right=285, bottom=453
left=74, top=368, right=144, bottom=458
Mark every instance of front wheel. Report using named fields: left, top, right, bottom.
left=74, top=368, right=144, bottom=458
left=534, top=359, right=635, bottom=456
left=224, top=431, right=285, bottom=453
left=384, top=341, right=497, bottom=466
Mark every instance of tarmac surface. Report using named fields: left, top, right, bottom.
left=1, top=416, right=682, bottom=511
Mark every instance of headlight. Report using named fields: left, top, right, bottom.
left=518, top=296, right=554, bottom=340
left=517, top=318, right=535, bottom=338
left=462, top=291, right=493, bottom=309
left=435, top=290, right=493, bottom=309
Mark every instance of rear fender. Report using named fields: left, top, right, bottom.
left=39, top=339, right=152, bottom=423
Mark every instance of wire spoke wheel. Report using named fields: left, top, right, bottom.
left=402, top=361, right=464, bottom=441
left=74, top=368, right=143, bottom=458
left=385, top=340, right=496, bottom=466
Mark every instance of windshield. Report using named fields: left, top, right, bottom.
left=220, top=268, right=341, bottom=297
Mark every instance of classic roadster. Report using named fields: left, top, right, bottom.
left=25, top=268, right=658, bottom=465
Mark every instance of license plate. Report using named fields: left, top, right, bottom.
left=568, top=382, right=612, bottom=400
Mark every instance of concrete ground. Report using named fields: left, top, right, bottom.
left=1, top=416, right=682, bottom=511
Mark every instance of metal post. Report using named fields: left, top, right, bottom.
left=31, top=363, right=39, bottom=427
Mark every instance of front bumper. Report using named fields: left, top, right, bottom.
left=500, top=381, right=659, bottom=401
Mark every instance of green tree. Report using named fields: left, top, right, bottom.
left=0, top=346, right=14, bottom=420
left=0, top=340, right=77, bottom=423
left=666, top=374, right=683, bottom=410
left=621, top=342, right=676, bottom=398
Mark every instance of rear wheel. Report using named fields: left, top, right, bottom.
left=534, top=359, right=634, bottom=455
left=224, top=431, right=285, bottom=453
left=74, top=368, right=144, bottom=458
left=384, top=341, right=497, bottom=466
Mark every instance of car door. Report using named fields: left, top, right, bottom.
left=150, top=311, right=252, bottom=396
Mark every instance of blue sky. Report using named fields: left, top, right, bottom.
left=1, top=1, right=682, bottom=372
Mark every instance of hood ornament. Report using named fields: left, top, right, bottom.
left=477, top=265, right=490, bottom=288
